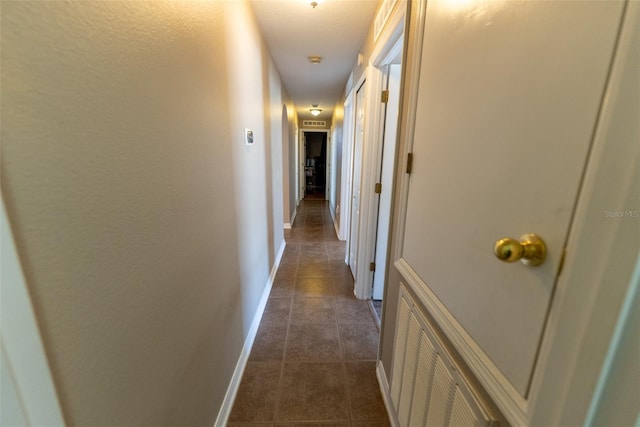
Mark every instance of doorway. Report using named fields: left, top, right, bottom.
left=371, top=63, right=402, bottom=302
left=303, top=131, right=328, bottom=199
left=350, top=15, right=405, bottom=309
left=347, top=80, right=367, bottom=278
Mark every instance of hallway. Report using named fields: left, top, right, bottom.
left=229, top=200, right=389, bottom=425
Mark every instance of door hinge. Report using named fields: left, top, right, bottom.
left=381, top=90, right=389, bottom=103
left=557, top=247, right=567, bottom=277
left=374, top=182, right=382, bottom=194
left=406, top=152, right=414, bottom=174
left=369, top=262, right=376, bottom=272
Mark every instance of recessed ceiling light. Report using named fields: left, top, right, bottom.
left=308, top=56, right=322, bottom=64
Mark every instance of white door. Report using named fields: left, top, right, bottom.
left=340, top=95, right=355, bottom=242
left=399, top=0, right=624, bottom=395
left=299, top=132, right=306, bottom=199
left=372, top=64, right=402, bottom=300
left=348, top=82, right=366, bottom=277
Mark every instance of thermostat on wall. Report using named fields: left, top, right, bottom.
left=244, top=128, right=254, bottom=145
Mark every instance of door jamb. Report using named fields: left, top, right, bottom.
left=344, top=73, right=367, bottom=267
left=353, top=3, right=406, bottom=300
left=1, top=198, right=67, bottom=425
left=339, top=90, right=355, bottom=242
left=299, top=128, right=330, bottom=200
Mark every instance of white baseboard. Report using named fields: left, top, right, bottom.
left=329, top=205, right=342, bottom=240
left=214, top=239, right=286, bottom=427
left=289, top=208, right=297, bottom=228
left=377, top=360, right=399, bottom=427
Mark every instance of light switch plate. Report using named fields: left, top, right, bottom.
left=244, top=128, right=254, bottom=145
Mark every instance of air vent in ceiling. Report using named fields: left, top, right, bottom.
left=374, top=0, right=399, bottom=41
left=303, top=120, right=327, bottom=127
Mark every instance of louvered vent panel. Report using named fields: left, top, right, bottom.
left=426, top=355, right=455, bottom=426
left=374, top=0, right=400, bottom=41
left=390, top=295, right=412, bottom=408
left=398, top=313, right=423, bottom=425
left=389, top=284, right=498, bottom=427
left=408, top=329, right=436, bottom=426
left=449, top=386, right=480, bottom=427
left=302, top=120, right=327, bottom=127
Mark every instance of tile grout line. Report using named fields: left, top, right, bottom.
left=234, top=201, right=387, bottom=425
left=273, top=245, right=302, bottom=424
left=272, top=244, right=300, bottom=424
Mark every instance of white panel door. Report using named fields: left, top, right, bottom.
left=373, top=64, right=402, bottom=299
left=401, top=0, right=624, bottom=394
left=349, top=82, right=367, bottom=277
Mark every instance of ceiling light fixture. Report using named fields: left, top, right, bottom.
left=310, top=104, right=322, bottom=116
left=308, top=56, right=322, bottom=64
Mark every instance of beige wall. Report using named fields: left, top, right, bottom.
left=329, top=94, right=345, bottom=228
left=1, top=1, right=295, bottom=425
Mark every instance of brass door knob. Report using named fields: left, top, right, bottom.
left=494, top=234, right=547, bottom=266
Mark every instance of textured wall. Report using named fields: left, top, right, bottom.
left=330, top=96, right=345, bottom=233
left=1, top=1, right=294, bottom=425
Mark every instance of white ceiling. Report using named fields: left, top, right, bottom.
left=251, top=0, right=379, bottom=122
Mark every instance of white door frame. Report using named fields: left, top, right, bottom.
left=294, top=123, right=300, bottom=207
left=325, top=133, right=331, bottom=202
left=344, top=74, right=367, bottom=265
left=347, top=78, right=368, bottom=277
left=298, top=128, right=330, bottom=200
left=338, top=91, right=355, bottom=242
left=371, top=63, right=402, bottom=301
left=353, top=3, right=406, bottom=300
left=1, top=197, right=67, bottom=426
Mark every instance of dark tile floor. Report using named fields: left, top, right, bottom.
left=229, top=200, right=390, bottom=426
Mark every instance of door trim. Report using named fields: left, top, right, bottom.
left=353, top=1, right=406, bottom=300
left=339, top=91, right=355, bottom=242
left=298, top=129, right=329, bottom=200
left=1, top=197, right=67, bottom=425
left=345, top=74, right=367, bottom=268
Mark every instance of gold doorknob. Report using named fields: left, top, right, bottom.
left=494, top=234, right=547, bottom=266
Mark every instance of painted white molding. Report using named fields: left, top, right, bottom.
left=390, top=0, right=426, bottom=267
left=289, top=207, right=296, bottom=228
left=376, top=360, right=400, bottom=427
left=395, top=258, right=529, bottom=425
left=354, top=65, right=383, bottom=300
left=339, top=92, right=353, bottom=243
left=298, top=128, right=330, bottom=200
left=353, top=4, right=406, bottom=300
left=1, top=198, right=67, bottom=426
left=214, top=239, right=286, bottom=427
left=343, top=75, right=366, bottom=268
left=329, top=203, right=342, bottom=241
left=371, top=0, right=406, bottom=65
left=584, top=257, right=640, bottom=427
left=284, top=205, right=297, bottom=230
left=374, top=0, right=399, bottom=42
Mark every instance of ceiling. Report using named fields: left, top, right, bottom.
left=250, top=0, right=379, bottom=122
